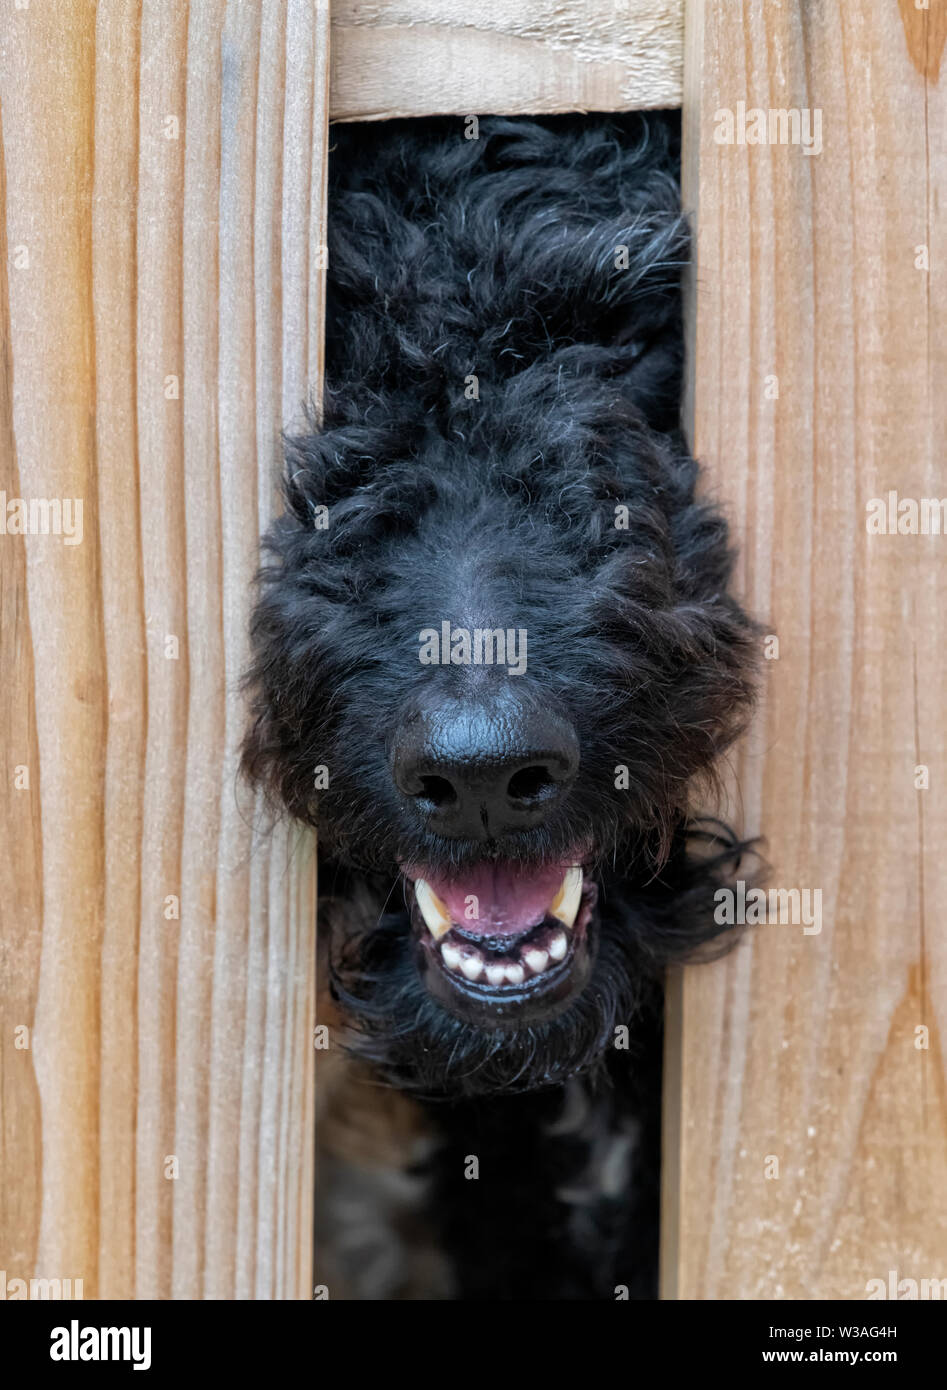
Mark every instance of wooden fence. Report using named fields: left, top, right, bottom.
left=662, top=0, right=947, bottom=1299
left=1, top=0, right=327, bottom=1300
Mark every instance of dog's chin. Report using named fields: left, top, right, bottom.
left=401, top=858, right=599, bottom=1030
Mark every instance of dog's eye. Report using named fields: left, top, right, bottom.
left=324, top=491, right=426, bottom=555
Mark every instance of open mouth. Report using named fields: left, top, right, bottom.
left=401, top=858, right=598, bottom=1026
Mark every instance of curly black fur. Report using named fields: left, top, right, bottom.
left=242, top=113, right=760, bottom=1299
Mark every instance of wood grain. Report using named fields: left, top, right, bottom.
left=662, top=0, right=947, bottom=1299
left=330, top=0, right=683, bottom=120
left=0, top=0, right=328, bottom=1300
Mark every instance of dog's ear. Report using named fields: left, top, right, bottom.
left=663, top=483, right=761, bottom=775
left=239, top=525, right=318, bottom=822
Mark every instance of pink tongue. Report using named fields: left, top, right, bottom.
left=417, top=861, right=570, bottom=937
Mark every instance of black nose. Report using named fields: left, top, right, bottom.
left=390, top=695, right=579, bottom=838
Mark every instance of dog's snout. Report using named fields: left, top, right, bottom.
left=391, top=697, right=579, bottom=838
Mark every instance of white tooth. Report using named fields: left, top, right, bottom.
left=505, top=963, right=525, bottom=987
left=441, top=941, right=463, bottom=971
left=549, top=866, right=583, bottom=929
left=415, top=878, right=452, bottom=940
left=548, top=931, right=568, bottom=961
left=461, top=955, right=484, bottom=981
left=524, top=948, right=549, bottom=975
left=486, top=963, right=507, bottom=987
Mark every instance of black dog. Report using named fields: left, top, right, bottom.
left=242, top=114, right=758, bottom=1299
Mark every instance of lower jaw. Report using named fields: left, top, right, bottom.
left=414, top=900, right=597, bottom=1029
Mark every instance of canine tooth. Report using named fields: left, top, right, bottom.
left=549, top=866, right=583, bottom=929
left=461, top=955, right=484, bottom=982
left=548, top=931, right=568, bottom=961
left=505, top=963, right=525, bottom=986
left=441, top=941, right=463, bottom=971
left=486, top=963, right=507, bottom=987
left=415, top=878, right=452, bottom=940
left=524, top=948, right=549, bottom=975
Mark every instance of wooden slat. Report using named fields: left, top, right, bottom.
left=662, top=0, right=947, bottom=1299
left=330, top=0, right=683, bottom=120
left=0, top=0, right=328, bottom=1300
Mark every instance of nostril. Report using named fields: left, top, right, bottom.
left=415, top=774, right=458, bottom=810
left=506, top=764, right=561, bottom=805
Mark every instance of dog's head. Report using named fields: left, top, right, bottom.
left=242, top=385, right=757, bottom=1091
left=242, top=116, right=759, bottom=1094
